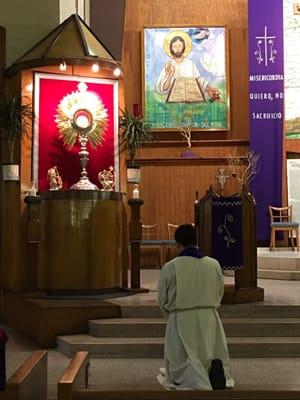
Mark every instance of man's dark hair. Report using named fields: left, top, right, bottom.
left=174, top=224, right=197, bottom=247
left=170, top=36, right=186, bottom=56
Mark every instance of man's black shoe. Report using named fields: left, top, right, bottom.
left=209, top=359, right=226, bottom=390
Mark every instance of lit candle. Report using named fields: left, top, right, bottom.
left=132, top=184, right=140, bottom=199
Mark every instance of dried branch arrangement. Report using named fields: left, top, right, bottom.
left=227, top=150, right=260, bottom=191
left=180, top=125, right=192, bottom=148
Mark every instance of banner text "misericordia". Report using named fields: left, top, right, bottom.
left=249, top=74, right=284, bottom=81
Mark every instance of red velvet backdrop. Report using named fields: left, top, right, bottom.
left=34, top=74, right=117, bottom=191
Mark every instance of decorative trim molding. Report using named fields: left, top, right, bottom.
left=127, top=157, right=246, bottom=166
left=143, top=139, right=249, bottom=148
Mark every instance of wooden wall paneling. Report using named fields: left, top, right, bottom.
left=0, top=182, right=22, bottom=290
left=1, top=74, right=23, bottom=291
left=0, top=26, right=3, bottom=291
left=90, top=0, right=126, bottom=61
left=121, top=0, right=249, bottom=249
left=138, top=161, right=241, bottom=241
left=123, top=0, right=249, bottom=140
left=136, top=142, right=249, bottom=159
left=0, top=26, right=5, bottom=83
left=228, top=27, right=249, bottom=140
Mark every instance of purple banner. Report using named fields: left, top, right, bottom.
left=248, top=0, right=284, bottom=242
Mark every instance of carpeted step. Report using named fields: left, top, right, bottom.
left=57, top=335, right=164, bottom=358
left=89, top=317, right=300, bottom=338
left=57, top=335, right=300, bottom=358
left=258, top=269, right=300, bottom=280
left=258, top=256, right=300, bottom=271
left=121, top=304, right=300, bottom=318
left=89, top=318, right=166, bottom=338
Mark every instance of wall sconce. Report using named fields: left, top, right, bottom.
left=91, top=62, right=99, bottom=73
left=113, top=65, right=122, bottom=77
left=25, top=83, right=33, bottom=92
left=59, top=59, right=67, bottom=71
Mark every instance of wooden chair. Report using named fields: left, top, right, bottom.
left=269, top=205, right=299, bottom=251
left=167, top=223, right=194, bottom=239
left=167, top=223, right=179, bottom=240
left=141, top=224, right=162, bottom=268
left=166, top=223, right=179, bottom=261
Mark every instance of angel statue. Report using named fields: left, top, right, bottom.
left=47, top=166, right=63, bottom=191
left=98, top=166, right=115, bottom=191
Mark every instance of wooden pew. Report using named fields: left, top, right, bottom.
left=4, top=350, right=47, bottom=400
left=57, top=353, right=300, bottom=400
left=57, top=351, right=89, bottom=400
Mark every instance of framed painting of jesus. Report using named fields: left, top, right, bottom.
left=142, top=26, right=230, bottom=131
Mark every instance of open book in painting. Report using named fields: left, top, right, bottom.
left=166, top=77, right=206, bottom=103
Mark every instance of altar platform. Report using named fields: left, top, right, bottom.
left=257, top=247, right=300, bottom=280
left=1, top=266, right=300, bottom=349
left=56, top=269, right=300, bottom=359
left=125, top=269, right=300, bottom=306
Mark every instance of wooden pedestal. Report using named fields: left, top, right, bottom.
left=38, top=191, right=125, bottom=291
left=223, top=285, right=264, bottom=304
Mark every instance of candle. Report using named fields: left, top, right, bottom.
left=133, top=103, right=141, bottom=118
left=132, top=184, right=140, bottom=199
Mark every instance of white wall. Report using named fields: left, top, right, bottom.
left=0, top=0, right=60, bottom=67
left=60, top=0, right=90, bottom=24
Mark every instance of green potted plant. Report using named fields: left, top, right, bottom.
left=119, top=108, right=152, bottom=183
left=0, top=95, right=32, bottom=181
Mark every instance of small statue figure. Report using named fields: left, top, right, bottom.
left=47, top=166, right=63, bottom=191
left=98, top=166, right=115, bottom=191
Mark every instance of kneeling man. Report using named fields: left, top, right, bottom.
left=157, top=224, right=234, bottom=390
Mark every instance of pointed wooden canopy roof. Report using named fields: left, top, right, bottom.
left=5, top=14, right=118, bottom=76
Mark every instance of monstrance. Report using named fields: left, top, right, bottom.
left=55, top=82, right=108, bottom=190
